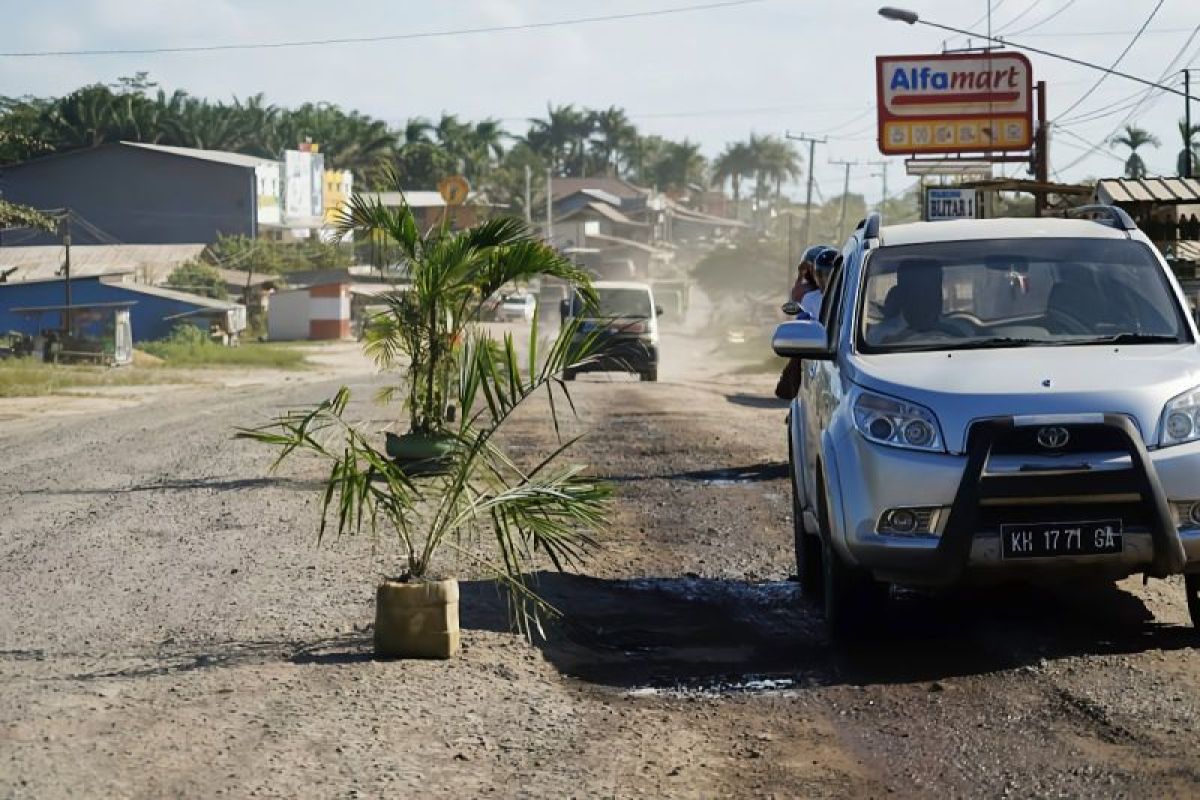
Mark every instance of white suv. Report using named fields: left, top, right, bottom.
left=774, top=207, right=1200, bottom=637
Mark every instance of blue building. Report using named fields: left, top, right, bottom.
left=0, top=275, right=245, bottom=343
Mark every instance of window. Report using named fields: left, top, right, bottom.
left=858, top=238, right=1190, bottom=352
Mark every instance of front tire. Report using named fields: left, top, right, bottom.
left=1186, top=574, right=1200, bottom=629
left=816, top=473, right=886, bottom=639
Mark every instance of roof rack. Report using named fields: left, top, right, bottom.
left=1065, top=204, right=1137, bottom=231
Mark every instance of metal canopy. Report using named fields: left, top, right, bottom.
left=1095, top=178, right=1200, bottom=205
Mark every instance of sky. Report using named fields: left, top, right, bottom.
left=1, top=0, right=1197, bottom=205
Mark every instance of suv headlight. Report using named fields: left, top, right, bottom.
left=853, top=390, right=945, bottom=453
left=1160, top=386, right=1200, bottom=447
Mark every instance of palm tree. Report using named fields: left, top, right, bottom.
left=1177, top=119, right=1200, bottom=177
left=1111, top=125, right=1160, bottom=179
left=712, top=141, right=756, bottom=216
left=588, top=106, right=635, bottom=176
left=402, top=117, right=433, bottom=146
left=757, top=136, right=802, bottom=201
left=525, top=104, right=590, bottom=176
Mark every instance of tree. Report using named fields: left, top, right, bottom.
left=712, top=142, right=756, bottom=216
left=525, top=103, right=591, bottom=176
left=394, top=141, right=456, bottom=189
left=588, top=106, right=635, bottom=176
left=1110, top=125, right=1160, bottom=179
left=756, top=136, right=802, bottom=201
left=1177, top=119, right=1200, bottom=177
left=166, top=261, right=229, bottom=300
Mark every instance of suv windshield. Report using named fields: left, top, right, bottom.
left=573, top=288, right=652, bottom=318
left=858, top=238, right=1190, bottom=353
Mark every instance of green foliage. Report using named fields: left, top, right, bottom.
left=1111, top=125, right=1160, bottom=179
left=166, top=261, right=229, bottom=300
left=335, top=169, right=595, bottom=435
left=206, top=234, right=352, bottom=275
left=142, top=324, right=307, bottom=368
left=237, top=234, right=613, bottom=636
left=0, top=199, right=55, bottom=232
left=0, top=359, right=179, bottom=397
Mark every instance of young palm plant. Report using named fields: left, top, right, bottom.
left=239, top=193, right=611, bottom=656
left=335, top=169, right=594, bottom=469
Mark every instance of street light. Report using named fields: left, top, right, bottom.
left=877, top=6, right=1186, bottom=98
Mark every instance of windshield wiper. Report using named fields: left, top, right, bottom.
left=1064, top=333, right=1182, bottom=346
left=890, top=337, right=1046, bottom=353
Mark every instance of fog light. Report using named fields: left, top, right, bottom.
left=1191, top=502, right=1200, bottom=527
left=1172, top=501, right=1200, bottom=528
left=885, top=508, right=918, bottom=533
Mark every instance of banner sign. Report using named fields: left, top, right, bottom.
left=877, top=53, right=1033, bottom=156
left=925, top=187, right=979, bottom=221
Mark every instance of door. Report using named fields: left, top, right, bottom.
left=113, top=310, right=133, bottom=366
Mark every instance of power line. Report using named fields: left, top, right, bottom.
left=0, top=0, right=766, bottom=58
left=994, top=0, right=1049, bottom=34
left=1004, top=0, right=1075, bottom=37
left=1020, top=26, right=1195, bottom=38
left=1052, top=0, right=1165, bottom=123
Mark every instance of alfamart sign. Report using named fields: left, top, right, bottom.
left=876, top=53, right=1034, bottom=156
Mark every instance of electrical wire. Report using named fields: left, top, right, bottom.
left=1003, top=0, right=1075, bottom=37
left=1052, top=0, right=1165, bottom=123
left=0, top=0, right=767, bottom=58
left=994, top=0, right=1049, bottom=34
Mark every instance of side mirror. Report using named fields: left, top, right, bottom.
left=781, top=301, right=801, bottom=317
left=655, top=304, right=665, bottom=317
left=772, top=320, right=833, bottom=360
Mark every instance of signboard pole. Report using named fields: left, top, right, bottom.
left=1033, top=81, right=1048, bottom=217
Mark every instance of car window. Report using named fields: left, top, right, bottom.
left=858, top=238, right=1190, bottom=353
left=573, top=288, right=652, bottom=318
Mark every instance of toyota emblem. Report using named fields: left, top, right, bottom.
left=1036, top=426, right=1070, bottom=449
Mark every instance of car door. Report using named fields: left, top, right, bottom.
left=800, top=241, right=855, bottom=503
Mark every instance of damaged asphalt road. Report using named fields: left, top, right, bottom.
left=2, top=335, right=1200, bottom=798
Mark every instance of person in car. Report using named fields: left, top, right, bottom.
left=799, top=247, right=839, bottom=320
left=789, top=245, right=826, bottom=308
left=873, top=259, right=955, bottom=344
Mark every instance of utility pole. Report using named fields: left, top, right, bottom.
left=866, top=160, right=889, bottom=214
left=1033, top=81, right=1049, bottom=217
left=60, top=211, right=72, bottom=341
left=829, top=159, right=858, bottom=244
left=545, top=167, right=554, bottom=243
left=524, top=165, right=532, bottom=223
left=785, top=132, right=826, bottom=254
left=1185, top=69, right=1196, bottom=179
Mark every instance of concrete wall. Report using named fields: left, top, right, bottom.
left=0, top=144, right=257, bottom=246
left=266, top=288, right=312, bottom=341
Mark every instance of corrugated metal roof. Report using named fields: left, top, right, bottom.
left=101, top=277, right=239, bottom=310
left=0, top=243, right=207, bottom=284
left=1095, top=177, right=1200, bottom=204
left=556, top=201, right=645, bottom=227
left=121, top=141, right=277, bottom=169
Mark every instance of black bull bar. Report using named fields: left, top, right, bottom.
left=927, top=414, right=1186, bottom=582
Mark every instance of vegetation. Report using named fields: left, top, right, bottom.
left=204, top=234, right=353, bottom=275
left=164, top=261, right=228, bottom=300
left=334, top=170, right=594, bottom=436
left=0, top=359, right=179, bottom=397
left=0, top=199, right=55, bottom=232
left=239, top=206, right=612, bottom=635
left=1111, top=125, right=1160, bottom=179
left=1177, top=119, right=1200, bottom=177
left=140, top=324, right=307, bottom=369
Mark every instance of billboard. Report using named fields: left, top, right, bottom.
left=877, top=53, right=1033, bottom=156
left=283, top=149, right=326, bottom=226
left=925, top=187, right=978, bottom=221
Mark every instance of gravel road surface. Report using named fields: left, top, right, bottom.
left=3, top=332, right=1200, bottom=798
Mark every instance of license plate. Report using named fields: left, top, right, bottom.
left=1000, top=519, right=1123, bottom=559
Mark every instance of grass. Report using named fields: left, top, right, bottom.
left=0, top=359, right=182, bottom=398
left=138, top=340, right=309, bottom=369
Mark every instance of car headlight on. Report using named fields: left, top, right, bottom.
left=1160, top=386, right=1200, bottom=447
left=853, top=390, right=945, bottom=453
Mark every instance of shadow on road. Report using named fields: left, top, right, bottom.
left=21, top=476, right=327, bottom=496
left=605, top=462, right=789, bottom=485
left=725, top=393, right=789, bottom=410
left=461, top=573, right=1199, bottom=692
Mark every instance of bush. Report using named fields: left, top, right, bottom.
left=141, top=324, right=307, bottom=369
